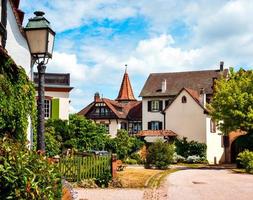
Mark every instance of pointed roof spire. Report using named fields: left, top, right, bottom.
left=116, top=65, right=136, bottom=102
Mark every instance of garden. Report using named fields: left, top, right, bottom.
left=1, top=45, right=253, bottom=200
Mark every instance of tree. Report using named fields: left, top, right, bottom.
left=45, top=114, right=110, bottom=152
left=208, top=69, right=253, bottom=134
left=113, top=130, right=133, bottom=160
left=146, top=140, right=175, bottom=169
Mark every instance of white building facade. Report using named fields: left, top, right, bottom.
left=139, top=65, right=229, bottom=164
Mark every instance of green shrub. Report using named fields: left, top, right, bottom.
left=124, top=158, right=138, bottom=165
left=0, top=137, right=62, bottom=199
left=95, top=169, right=112, bottom=188
left=237, top=150, right=253, bottom=173
left=129, top=153, right=143, bottom=164
left=173, top=153, right=186, bottom=163
left=175, top=137, right=207, bottom=158
left=45, top=126, right=61, bottom=157
left=145, top=140, right=175, bottom=169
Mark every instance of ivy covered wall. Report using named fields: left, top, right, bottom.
left=0, top=47, right=36, bottom=141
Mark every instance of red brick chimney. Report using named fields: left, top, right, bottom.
left=94, top=92, right=100, bottom=102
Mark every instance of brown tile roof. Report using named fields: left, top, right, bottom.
left=115, top=70, right=136, bottom=101
left=78, top=98, right=142, bottom=121
left=137, top=130, right=177, bottom=137
left=9, top=0, right=25, bottom=36
left=139, top=69, right=229, bottom=97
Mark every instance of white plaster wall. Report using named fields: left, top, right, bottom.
left=36, top=91, right=70, bottom=120
left=4, top=1, right=32, bottom=146
left=46, top=91, right=70, bottom=120
left=205, top=117, right=225, bottom=164
left=165, top=90, right=206, bottom=143
left=142, top=97, right=168, bottom=130
left=5, top=1, right=31, bottom=73
left=108, top=120, right=118, bottom=138
left=94, top=119, right=118, bottom=138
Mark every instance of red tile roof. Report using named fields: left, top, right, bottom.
left=137, top=130, right=177, bottom=137
left=115, top=70, right=136, bottom=101
left=78, top=97, right=142, bottom=120
left=9, top=0, right=25, bottom=36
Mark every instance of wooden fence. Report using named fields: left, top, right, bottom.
left=59, top=154, right=111, bottom=182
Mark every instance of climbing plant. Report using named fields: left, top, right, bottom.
left=0, top=48, right=36, bottom=141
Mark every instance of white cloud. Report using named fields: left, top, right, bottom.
left=21, top=0, right=253, bottom=112
left=47, top=52, right=87, bottom=83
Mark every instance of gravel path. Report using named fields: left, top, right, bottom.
left=159, top=169, right=253, bottom=200
left=74, top=169, right=253, bottom=200
left=74, top=188, right=145, bottom=200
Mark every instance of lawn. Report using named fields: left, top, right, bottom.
left=116, top=167, right=178, bottom=188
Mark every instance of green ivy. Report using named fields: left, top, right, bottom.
left=0, top=49, right=36, bottom=141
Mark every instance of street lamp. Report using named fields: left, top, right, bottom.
left=24, top=11, right=55, bottom=152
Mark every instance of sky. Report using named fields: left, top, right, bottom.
left=20, top=0, right=253, bottom=113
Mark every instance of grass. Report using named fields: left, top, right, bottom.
left=231, top=168, right=253, bottom=175
left=116, top=167, right=179, bottom=188
left=175, top=163, right=207, bottom=168
left=147, top=168, right=179, bottom=188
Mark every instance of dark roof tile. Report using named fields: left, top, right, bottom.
left=140, top=69, right=228, bottom=97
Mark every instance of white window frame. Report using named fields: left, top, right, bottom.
left=151, top=121, right=159, bottom=130
left=44, top=99, right=51, bottom=119
left=151, top=100, right=160, bottom=111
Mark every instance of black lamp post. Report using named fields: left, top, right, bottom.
left=24, top=11, right=55, bottom=152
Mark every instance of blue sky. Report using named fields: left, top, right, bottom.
left=20, top=0, right=253, bottom=112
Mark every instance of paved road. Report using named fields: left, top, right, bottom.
left=161, top=169, right=253, bottom=200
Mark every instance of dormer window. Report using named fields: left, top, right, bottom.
left=93, top=103, right=109, bottom=116
left=182, top=96, right=187, bottom=103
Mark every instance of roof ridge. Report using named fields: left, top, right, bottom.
left=150, top=68, right=226, bottom=75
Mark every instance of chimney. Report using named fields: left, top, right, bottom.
left=200, top=88, right=206, bottom=107
left=94, top=92, right=100, bottom=102
left=162, top=79, right=167, bottom=93
left=220, top=61, right=224, bottom=71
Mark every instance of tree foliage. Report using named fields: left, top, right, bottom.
left=45, top=114, right=110, bottom=155
left=0, top=50, right=36, bottom=141
left=175, top=137, right=207, bottom=158
left=146, top=140, right=175, bottom=169
left=209, top=68, right=253, bottom=134
left=109, top=130, right=144, bottom=160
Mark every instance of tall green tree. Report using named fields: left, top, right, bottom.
left=209, top=69, right=253, bottom=134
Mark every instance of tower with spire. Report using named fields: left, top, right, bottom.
left=115, top=65, right=136, bottom=102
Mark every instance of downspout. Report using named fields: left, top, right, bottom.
left=1, top=0, right=7, bottom=48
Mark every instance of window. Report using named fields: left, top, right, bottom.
left=121, top=122, right=127, bottom=130
left=182, top=96, right=187, bottom=103
left=44, top=99, right=51, bottom=118
left=210, top=119, right=216, bottom=133
left=129, top=122, right=142, bottom=134
left=133, top=123, right=142, bottom=133
left=93, top=105, right=109, bottom=116
left=148, top=121, right=162, bottom=130
left=148, top=100, right=163, bottom=112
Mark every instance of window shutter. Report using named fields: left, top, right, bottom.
left=165, top=100, right=169, bottom=107
left=159, top=101, right=163, bottom=111
left=148, top=101, right=151, bottom=112
left=159, top=122, right=163, bottom=130
left=148, top=122, right=151, bottom=130
left=51, top=98, right=60, bottom=119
